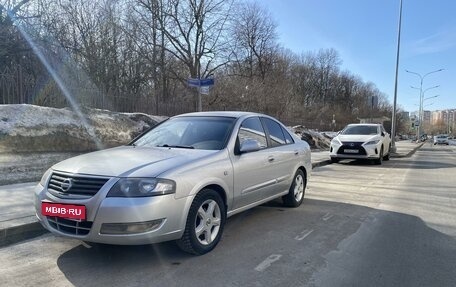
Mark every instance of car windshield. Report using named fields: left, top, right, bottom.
left=341, top=126, right=378, bottom=135
left=132, top=116, right=236, bottom=150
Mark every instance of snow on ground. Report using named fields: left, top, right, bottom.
left=291, top=125, right=331, bottom=150
left=0, top=104, right=166, bottom=153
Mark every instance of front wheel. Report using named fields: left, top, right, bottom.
left=383, top=145, right=390, bottom=161
left=331, top=157, right=339, bottom=163
left=282, top=169, right=306, bottom=207
left=177, top=189, right=226, bottom=255
left=374, top=147, right=383, bottom=165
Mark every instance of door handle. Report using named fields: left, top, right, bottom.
left=268, top=156, right=275, bottom=162
left=294, top=150, right=299, bottom=155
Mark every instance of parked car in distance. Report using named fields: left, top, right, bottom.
left=329, top=123, right=391, bottom=165
left=433, top=134, right=449, bottom=145
left=35, top=112, right=312, bottom=255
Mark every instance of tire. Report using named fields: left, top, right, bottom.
left=177, top=189, right=226, bottom=255
left=331, top=158, right=339, bottom=163
left=374, top=147, right=383, bottom=165
left=383, top=145, right=390, bottom=161
left=282, top=169, right=306, bottom=208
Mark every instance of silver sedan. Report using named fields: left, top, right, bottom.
left=35, top=112, right=312, bottom=255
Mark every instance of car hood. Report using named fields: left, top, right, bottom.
left=336, top=134, right=379, bottom=143
left=52, top=146, right=217, bottom=177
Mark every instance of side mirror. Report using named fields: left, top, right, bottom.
left=239, top=139, right=262, bottom=154
left=381, top=132, right=385, bottom=137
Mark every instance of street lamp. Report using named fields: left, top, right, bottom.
left=390, top=0, right=403, bottom=153
left=424, top=94, right=439, bottom=102
left=405, top=69, right=443, bottom=140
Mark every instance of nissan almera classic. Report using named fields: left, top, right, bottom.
left=35, top=112, right=312, bottom=255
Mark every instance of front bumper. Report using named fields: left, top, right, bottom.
left=330, top=142, right=382, bottom=160
left=34, top=182, right=192, bottom=245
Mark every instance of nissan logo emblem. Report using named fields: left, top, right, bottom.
left=350, top=143, right=354, bottom=147
left=60, top=178, right=73, bottom=192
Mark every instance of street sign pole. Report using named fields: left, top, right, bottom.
left=198, top=81, right=202, bottom=112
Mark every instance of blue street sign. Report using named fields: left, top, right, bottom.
left=200, top=78, right=214, bottom=86
left=187, top=78, right=215, bottom=87
left=187, top=78, right=200, bottom=87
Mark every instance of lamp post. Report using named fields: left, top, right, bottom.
left=405, top=69, right=443, bottom=141
left=390, top=0, right=403, bottom=153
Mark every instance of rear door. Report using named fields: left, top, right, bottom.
left=260, top=117, right=297, bottom=196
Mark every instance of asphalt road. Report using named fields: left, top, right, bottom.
left=1, top=144, right=455, bottom=287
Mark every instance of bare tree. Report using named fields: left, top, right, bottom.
left=232, top=1, right=277, bottom=80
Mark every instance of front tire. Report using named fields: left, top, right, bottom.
left=383, top=145, right=390, bottom=161
left=374, top=147, right=383, bottom=165
left=282, top=169, right=306, bottom=207
left=177, top=189, right=226, bottom=255
left=331, top=157, right=339, bottom=163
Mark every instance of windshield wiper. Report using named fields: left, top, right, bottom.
left=157, top=144, right=195, bottom=149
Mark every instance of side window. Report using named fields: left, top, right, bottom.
left=238, top=117, right=267, bottom=148
left=282, top=126, right=295, bottom=144
left=262, top=118, right=286, bottom=147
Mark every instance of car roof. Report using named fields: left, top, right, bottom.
left=174, top=111, right=264, bottom=119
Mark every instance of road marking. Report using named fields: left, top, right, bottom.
left=295, top=229, right=314, bottom=241
left=81, top=242, right=92, bottom=249
left=254, top=254, right=282, bottom=272
left=322, top=213, right=333, bottom=221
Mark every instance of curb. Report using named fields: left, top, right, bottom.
left=0, top=219, right=47, bottom=248
left=390, top=143, right=424, bottom=158
left=312, top=159, right=332, bottom=169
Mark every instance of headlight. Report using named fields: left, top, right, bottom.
left=107, top=178, right=176, bottom=197
left=331, top=138, right=341, bottom=145
left=39, top=168, right=52, bottom=186
left=364, top=140, right=380, bottom=145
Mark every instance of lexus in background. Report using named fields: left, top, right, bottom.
left=35, top=112, right=312, bottom=255
left=329, top=123, right=391, bottom=165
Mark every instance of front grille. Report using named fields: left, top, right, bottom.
left=47, top=216, right=93, bottom=236
left=48, top=172, right=110, bottom=198
left=337, top=142, right=367, bottom=155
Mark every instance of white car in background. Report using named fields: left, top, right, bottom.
left=433, top=134, right=449, bottom=145
left=330, top=123, right=391, bottom=165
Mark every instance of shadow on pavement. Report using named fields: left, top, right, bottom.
left=384, top=159, right=456, bottom=169
left=56, top=199, right=456, bottom=287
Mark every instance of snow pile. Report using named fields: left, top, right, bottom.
left=0, top=104, right=166, bottom=152
left=0, top=104, right=332, bottom=153
left=291, top=125, right=331, bottom=150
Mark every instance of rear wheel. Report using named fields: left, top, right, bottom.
left=177, top=189, right=226, bottom=255
left=282, top=169, right=306, bottom=207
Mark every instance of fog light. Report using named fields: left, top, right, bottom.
left=100, top=219, right=164, bottom=235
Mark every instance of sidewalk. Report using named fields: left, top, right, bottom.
left=0, top=140, right=423, bottom=247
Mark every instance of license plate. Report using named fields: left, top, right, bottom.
left=344, top=149, right=359, bottom=154
left=42, top=202, right=86, bottom=220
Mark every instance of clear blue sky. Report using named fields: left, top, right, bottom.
left=262, top=0, right=456, bottom=113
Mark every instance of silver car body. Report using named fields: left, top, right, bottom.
left=330, top=123, right=391, bottom=161
left=34, top=112, right=311, bottom=245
